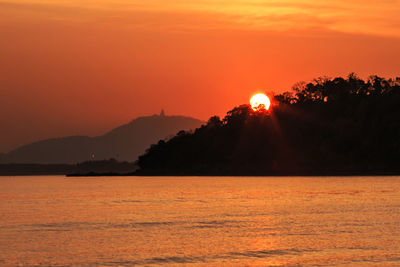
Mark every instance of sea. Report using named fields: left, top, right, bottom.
left=1, top=176, right=399, bottom=266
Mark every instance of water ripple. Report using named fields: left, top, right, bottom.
left=99, top=248, right=320, bottom=266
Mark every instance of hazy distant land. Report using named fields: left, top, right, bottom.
left=0, top=113, right=203, bottom=165
left=0, top=113, right=203, bottom=176
left=0, top=159, right=137, bottom=176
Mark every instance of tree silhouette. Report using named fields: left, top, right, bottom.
left=136, top=74, right=400, bottom=176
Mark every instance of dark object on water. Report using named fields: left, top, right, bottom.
left=67, top=172, right=134, bottom=177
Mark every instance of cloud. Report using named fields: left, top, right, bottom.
left=0, top=0, right=399, bottom=37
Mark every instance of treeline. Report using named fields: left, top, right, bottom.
left=0, top=164, right=74, bottom=176
left=135, top=74, right=400, bottom=176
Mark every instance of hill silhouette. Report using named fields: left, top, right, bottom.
left=136, top=74, right=400, bottom=176
left=1, top=113, right=204, bottom=164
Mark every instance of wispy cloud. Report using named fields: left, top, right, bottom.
left=0, top=0, right=399, bottom=37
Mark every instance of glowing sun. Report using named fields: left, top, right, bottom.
left=250, top=93, right=271, bottom=111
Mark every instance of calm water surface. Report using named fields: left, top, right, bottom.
left=1, top=176, right=400, bottom=266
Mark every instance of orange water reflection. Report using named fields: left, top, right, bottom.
left=1, top=176, right=400, bottom=266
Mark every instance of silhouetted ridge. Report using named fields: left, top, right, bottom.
left=136, top=74, right=400, bottom=176
left=1, top=114, right=204, bottom=164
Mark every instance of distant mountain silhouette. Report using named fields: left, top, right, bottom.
left=1, top=114, right=204, bottom=164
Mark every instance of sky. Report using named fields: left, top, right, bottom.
left=1, top=0, right=400, bottom=152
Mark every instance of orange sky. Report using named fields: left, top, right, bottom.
left=1, top=0, right=400, bottom=152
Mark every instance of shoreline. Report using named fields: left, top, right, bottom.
left=66, top=171, right=400, bottom=177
